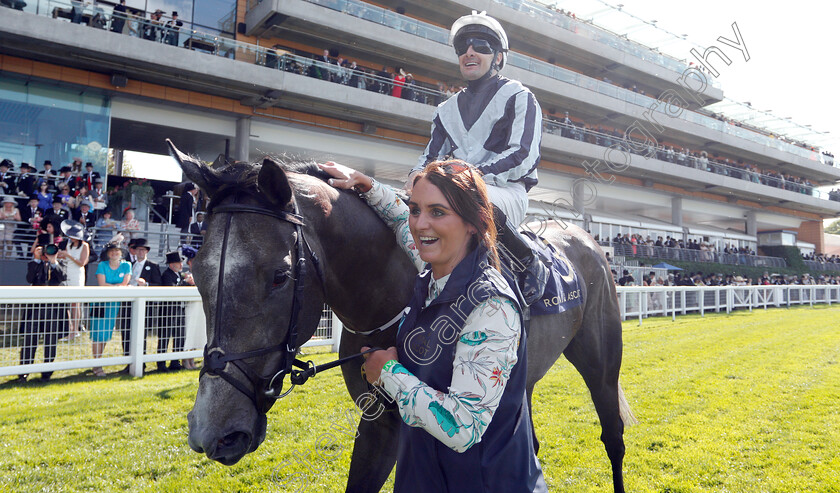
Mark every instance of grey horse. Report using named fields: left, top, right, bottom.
left=171, top=141, right=633, bottom=493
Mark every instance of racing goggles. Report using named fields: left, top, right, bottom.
left=454, top=37, right=496, bottom=56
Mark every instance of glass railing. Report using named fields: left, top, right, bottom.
left=7, top=0, right=830, bottom=165
left=491, top=0, right=714, bottom=84
left=302, top=0, right=449, bottom=43
left=543, top=120, right=840, bottom=202
left=265, top=51, right=445, bottom=105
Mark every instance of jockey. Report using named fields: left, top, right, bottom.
left=409, top=11, right=547, bottom=304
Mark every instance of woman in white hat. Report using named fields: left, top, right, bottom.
left=59, top=219, right=90, bottom=340
left=1, top=196, right=21, bottom=258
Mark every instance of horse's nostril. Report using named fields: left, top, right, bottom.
left=213, top=431, right=251, bottom=465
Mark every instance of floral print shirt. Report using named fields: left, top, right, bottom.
left=362, top=180, right=521, bottom=453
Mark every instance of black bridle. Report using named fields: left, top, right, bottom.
left=198, top=193, right=383, bottom=415
left=199, top=194, right=315, bottom=414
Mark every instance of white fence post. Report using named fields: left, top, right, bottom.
left=331, top=310, right=343, bottom=353
left=130, top=298, right=146, bottom=377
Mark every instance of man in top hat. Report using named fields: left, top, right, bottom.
left=159, top=251, right=187, bottom=371
left=19, top=243, right=68, bottom=382
left=0, top=159, right=15, bottom=195
left=16, top=163, right=37, bottom=198
left=40, top=160, right=57, bottom=192
left=165, top=11, right=183, bottom=46
left=129, top=238, right=161, bottom=287
left=73, top=200, right=96, bottom=229
left=43, top=196, right=69, bottom=225
left=83, top=162, right=100, bottom=191
left=56, top=166, right=76, bottom=195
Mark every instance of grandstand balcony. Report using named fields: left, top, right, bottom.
left=1, top=6, right=837, bottom=217
left=242, top=0, right=838, bottom=181
left=246, top=0, right=724, bottom=106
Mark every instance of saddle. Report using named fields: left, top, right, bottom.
left=499, top=231, right=584, bottom=317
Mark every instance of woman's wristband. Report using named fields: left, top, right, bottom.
left=381, top=359, right=399, bottom=373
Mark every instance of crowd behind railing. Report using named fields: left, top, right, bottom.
left=598, top=233, right=787, bottom=269
left=543, top=116, right=839, bottom=201
left=0, top=157, right=205, bottom=262
left=609, top=264, right=839, bottom=288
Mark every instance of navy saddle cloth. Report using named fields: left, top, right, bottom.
left=514, top=231, right=584, bottom=317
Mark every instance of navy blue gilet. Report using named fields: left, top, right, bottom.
left=393, top=246, right=546, bottom=493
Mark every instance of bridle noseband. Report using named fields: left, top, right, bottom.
left=199, top=194, right=314, bottom=414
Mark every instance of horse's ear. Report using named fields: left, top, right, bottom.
left=258, top=157, right=293, bottom=207
left=166, top=139, right=221, bottom=196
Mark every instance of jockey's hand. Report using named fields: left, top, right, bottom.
left=361, top=346, right=399, bottom=384
left=318, top=162, right=373, bottom=193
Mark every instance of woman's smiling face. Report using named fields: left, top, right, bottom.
left=408, top=177, right=476, bottom=278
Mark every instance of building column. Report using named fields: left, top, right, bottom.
left=572, top=180, right=586, bottom=219
left=234, top=117, right=251, bottom=162
left=671, top=197, right=683, bottom=227
left=745, top=211, right=757, bottom=237
left=798, top=220, right=826, bottom=253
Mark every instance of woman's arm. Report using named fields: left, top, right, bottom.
left=376, top=296, right=521, bottom=453
left=97, top=273, right=107, bottom=286
left=318, top=162, right=423, bottom=271
left=76, top=243, right=90, bottom=266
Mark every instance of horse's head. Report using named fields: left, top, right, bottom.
left=168, top=140, right=325, bottom=465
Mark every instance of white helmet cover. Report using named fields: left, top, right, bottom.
left=449, top=11, right=509, bottom=69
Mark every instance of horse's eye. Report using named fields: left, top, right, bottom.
left=273, top=270, right=290, bottom=287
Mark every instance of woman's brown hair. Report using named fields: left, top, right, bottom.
left=413, top=160, right=499, bottom=270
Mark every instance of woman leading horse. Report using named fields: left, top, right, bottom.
left=319, top=160, right=547, bottom=492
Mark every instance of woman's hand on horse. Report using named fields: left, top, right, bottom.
left=361, top=346, right=398, bottom=384
left=318, top=162, right=373, bottom=193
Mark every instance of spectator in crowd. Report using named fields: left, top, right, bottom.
left=0, top=159, right=15, bottom=195
left=165, top=11, right=183, bottom=46
left=391, top=67, right=406, bottom=98
left=188, top=211, right=206, bottom=247
left=90, top=243, right=131, bottom=377
left=130, top=238, right=161, bottom=287
left=110, top=0, right=127, bottom=33
left=1, top=196, right=21, bottom=257
left=91, top=179, right=107, bottom=213
left=176, top=183, right=198, bottom=235
left=618, top=269, right=635, bottom=286
left=180, top=244, right=201, bottom=370
left=55, top=183, right=74, bottom=210
left=70, top=0, right=87, bottom=24
left=74, top=184, right=92, bottom=210
left=18, top=243, right=67, bottom=382
left=59, top=220, right=91, bottom=340
left=31, top=221, right=61, bottom=255
left=119, top=207, right=141, bottom=239
left=35, top=181, right=53, bottom=211
left=74, top=200, right=96, bottom=229
left=159, top=251, right=188, bottom=371
left=40, top=161, right=56, bottom=190
left=16, top=163, right=37, bottom=199
left=43, top=196, right=69, bottom=225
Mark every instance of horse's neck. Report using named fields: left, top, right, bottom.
left=303, top=190, right=416, bottom=331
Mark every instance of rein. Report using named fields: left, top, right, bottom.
left=199, top=192, right=381, bottom=414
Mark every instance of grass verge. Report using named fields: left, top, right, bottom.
left=1, top=305, right=839, bottom=492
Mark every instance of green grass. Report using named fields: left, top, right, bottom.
left=1, top=305, right=839, bottom=492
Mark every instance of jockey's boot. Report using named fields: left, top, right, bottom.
left=494, top=209, right=550, bottom=306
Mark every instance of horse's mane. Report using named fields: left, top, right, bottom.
left=205, top=155, right=332, bottom=210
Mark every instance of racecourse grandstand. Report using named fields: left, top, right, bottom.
left=1, top=0, right=839, bottom=285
